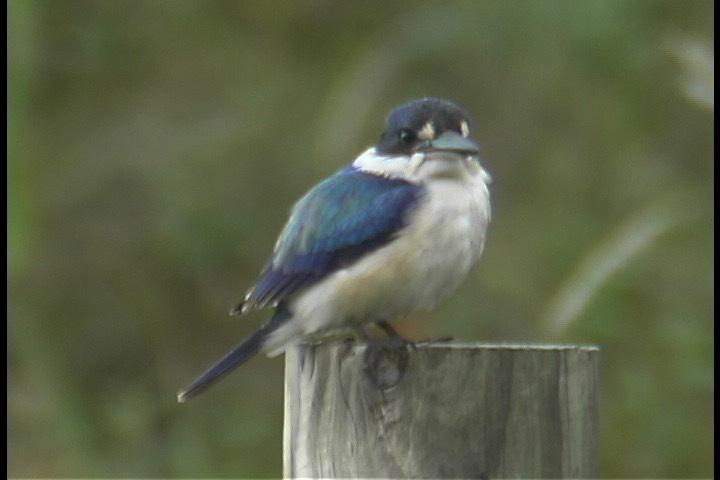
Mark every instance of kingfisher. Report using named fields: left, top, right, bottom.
left=178, top=97, right=491, bottom=402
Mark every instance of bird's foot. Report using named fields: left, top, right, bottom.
left=413, top=335, right=455, bottom=345
left=375, top=321, right=413, bottom=343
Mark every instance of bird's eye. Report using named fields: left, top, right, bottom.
left=399, top=129, right=415, bottom=145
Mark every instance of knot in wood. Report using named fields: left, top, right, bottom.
left=362, top=343, right=410, bottom=390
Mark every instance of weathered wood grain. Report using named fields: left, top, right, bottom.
left=284, top=341, right=599, bottom=479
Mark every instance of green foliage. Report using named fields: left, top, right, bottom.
left=9, top=0, right=713, bottom=477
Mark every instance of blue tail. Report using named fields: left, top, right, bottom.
left=177, top=306, right=291, bottom=402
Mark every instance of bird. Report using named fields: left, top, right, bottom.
left=177, top=97, right=491, bottom=402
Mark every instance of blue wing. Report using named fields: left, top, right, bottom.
left=238, top=166, right=423, bottom=312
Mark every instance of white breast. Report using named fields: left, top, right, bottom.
left=263, top=151, right=491, bottom=356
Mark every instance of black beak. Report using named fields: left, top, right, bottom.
left=419, top=130, right=480, bottom=155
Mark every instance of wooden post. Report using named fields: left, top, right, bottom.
left=284, top=342, right=599, bottom=479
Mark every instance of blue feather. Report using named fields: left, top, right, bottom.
left=177, top=304, right=292, bottom=401
left=243, top=166, right=423, bottom=310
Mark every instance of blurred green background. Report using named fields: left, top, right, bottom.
left=8, top=0, right=713, bottom=478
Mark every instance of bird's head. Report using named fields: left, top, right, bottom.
left=354, top=98, right=481, bottom=180
left=376, top=97, right=480, bottom=156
